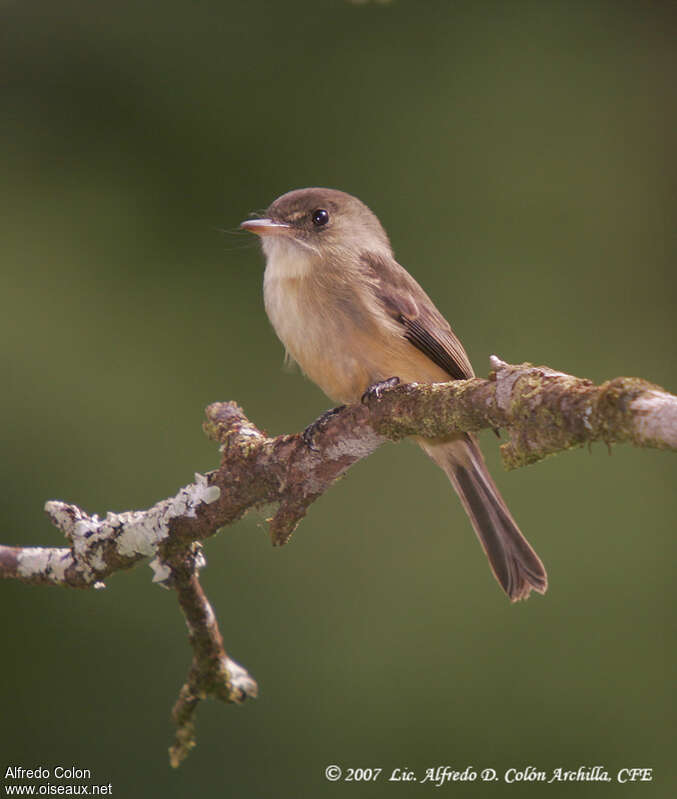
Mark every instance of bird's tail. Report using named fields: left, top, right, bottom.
left=419, top=435, right=547, bottom=601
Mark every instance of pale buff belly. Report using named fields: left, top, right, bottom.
left=263, top=272, right=450, bottom=405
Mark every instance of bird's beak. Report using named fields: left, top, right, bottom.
left=240, top=218, right=292, bottom=236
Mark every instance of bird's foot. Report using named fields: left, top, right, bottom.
left=361, top=376, right=400, bottom=404
left=302, top=405, right=346, bottom=451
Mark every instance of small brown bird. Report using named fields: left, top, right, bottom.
left=241, top=188, right=547, bottom=601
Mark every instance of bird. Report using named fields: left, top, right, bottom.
left=241, top=187, right=547, bottom=601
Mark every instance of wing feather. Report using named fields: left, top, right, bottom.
left=360, top=252, right=474, bottom=380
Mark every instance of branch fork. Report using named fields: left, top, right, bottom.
left=1, top=357, right=674, bottom=765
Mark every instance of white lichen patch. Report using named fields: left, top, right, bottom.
left=493, top=362, right=521, bottom=412
left=582, top=406, right=593, bottom=431
left=223, top=655, right=258, bottom=698
left=324, top=430, right=385, bottom=462
left=17, top=547, right=73, bottom=583
left=44, top=500, right=78, bottom=536
left=218, top=421, right=262, bottom=452
left=194, top=474, right=221, bottom=505
left=111, top=474, right=221, bottom=562
left=149, top=556, right=172, bottom=586
left=202, top=598, right=216, bottom=628
left=237, top=425, right=262, bottom=439
left=193, top=546, right=207, bottom=571
left=115, top=509, right=169, bottom=559
left=297, top=431, right=385, bottom=497
left=41, top=473, right=223, bottom=585
left=631, top=390, right=677, bottom=448
left=71, top=515, right=109, bottom=573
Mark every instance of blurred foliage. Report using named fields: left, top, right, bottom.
left=1, top=1, right=675, bottom=796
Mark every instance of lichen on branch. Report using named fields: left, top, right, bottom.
left=1, top=356, right=674, bottom=765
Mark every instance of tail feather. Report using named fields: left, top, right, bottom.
left=419, top=435, right=547, bottom=601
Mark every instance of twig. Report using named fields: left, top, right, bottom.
left=168, top=543, right=257, bottom=767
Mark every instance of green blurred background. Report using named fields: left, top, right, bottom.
left=1, top=1, right=675, bottom=796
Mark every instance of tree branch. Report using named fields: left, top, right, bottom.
left=168, top=542, right=257, bottom=767
left=2, top=357, right=674, bottom=765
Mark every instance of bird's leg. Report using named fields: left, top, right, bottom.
left=302, top=405, right=346, bottom=451
left=361, top=376, right=401, bottom=404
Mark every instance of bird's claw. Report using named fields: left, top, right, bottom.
left=302, top=405, right=346, bottom=451
left=361, top=376, right=400, bottom=404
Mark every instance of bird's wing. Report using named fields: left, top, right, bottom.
left=360, top=252, right=474, bottom=380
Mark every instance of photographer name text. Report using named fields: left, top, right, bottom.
left=324, top=764, right=653, bottom=786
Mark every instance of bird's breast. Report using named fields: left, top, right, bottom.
left=262, top=249, right=383, bottom=403
left=261, top=244, right=450, bottom=403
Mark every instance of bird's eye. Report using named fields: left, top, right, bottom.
left=311, top=209, right=329, bottom=227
